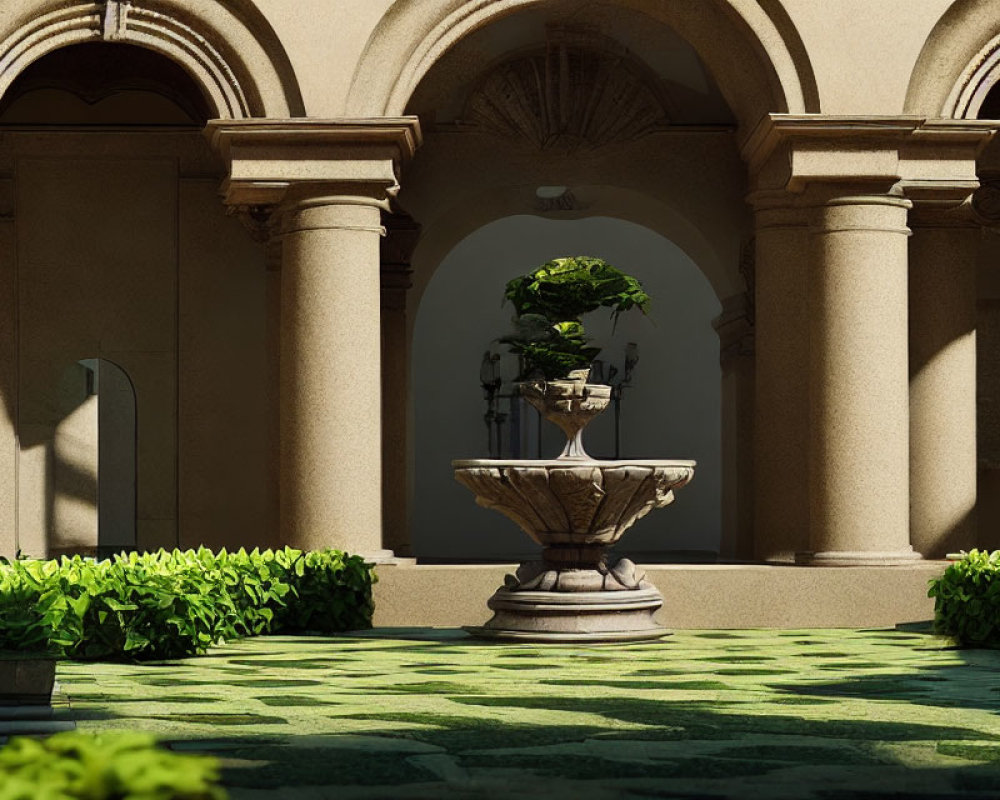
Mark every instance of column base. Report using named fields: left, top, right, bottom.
left=359, top=549, right=399, bottom=564
left=795, top=549, right=923, bottom=566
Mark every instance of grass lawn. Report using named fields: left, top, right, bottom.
left=46, top=626, right=1000, bottom=799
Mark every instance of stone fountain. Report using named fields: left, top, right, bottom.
left=453, top=369, right=695, bottom=642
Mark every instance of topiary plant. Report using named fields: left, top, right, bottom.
left=500, top=256, right=650, bottom=379
left=927, top=549, right=1000, bottom=648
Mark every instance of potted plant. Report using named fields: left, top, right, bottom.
left=0, top=557, right=58, bottom=706
left=0, top=651, right=57, bottom=706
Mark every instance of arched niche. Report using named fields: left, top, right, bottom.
left=0, top=0, right=303, bottom=119
left=42, top=359, right=136, bottom=558
left=378, top=3, right=760, bottom=564
left=346, top=0, right=818, bottom=128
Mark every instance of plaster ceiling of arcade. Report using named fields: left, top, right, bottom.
left=405, top=2, right=735, bottom=129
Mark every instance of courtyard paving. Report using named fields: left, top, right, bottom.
left=44, top=626, right=1000, bottom=799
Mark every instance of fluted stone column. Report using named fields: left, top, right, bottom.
left=278, top=187, right=392, bottom=558
left=752, top=200, right=810, bottom=562
left=803, top=190, right=919, bottom=565
left=908, top=208, right=979, bottom=557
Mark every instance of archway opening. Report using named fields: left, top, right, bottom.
left=61, top=359, right=137, bottom=558
left=390, top=1, right=753, bottom=565
left=411, top=215, right=722, bottom=563
left=977, top=82, right=1000, bottom=119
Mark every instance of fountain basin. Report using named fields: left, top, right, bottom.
left=453, top=458, right=695, bottom=641
left=453, top=459, right=694, bottom=549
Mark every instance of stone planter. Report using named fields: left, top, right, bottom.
left=0, top=652, right=57, bottom=705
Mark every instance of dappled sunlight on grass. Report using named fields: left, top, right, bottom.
left=44, top=628, right=1000, bottom=798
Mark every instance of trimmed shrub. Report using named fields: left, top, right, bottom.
left=0, top=731, right=225, bottom=800
left=928, top=549, right=1000, bottom=648
left=0, top=547, right=375, bottom=661
left=273, top=548, right=375, bottom=634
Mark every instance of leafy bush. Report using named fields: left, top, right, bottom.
left=0, top=547, right=375, bottom=661
left=0, top=731, right=225, bottom=800
left=501, top=256, right=650, bottom=379
left=928, top=549, right=1000, bottom=648
left=273, top=549, right=375, bottom=634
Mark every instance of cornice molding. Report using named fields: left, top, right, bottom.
left=742, top=115, right=921, bottom=169
left=205, top=117, right=423, bottom=206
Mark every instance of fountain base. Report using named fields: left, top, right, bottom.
left=465, top=562, right=669, bottom=642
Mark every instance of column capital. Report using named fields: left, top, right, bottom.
left=205, top=117, right=423, bottom=207
left=381, top=212, right=422, bottom=267
left=380, top=214, right=419, bottom=311
left=744, top=114, right=995, bottom=199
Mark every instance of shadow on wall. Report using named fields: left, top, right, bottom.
left=18, top=358, right=137, bottom=559
left=412, top=216, right=722, bottom=562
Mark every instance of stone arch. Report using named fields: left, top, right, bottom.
left=905, top=0, right=1000, bottom=118
left=346, top=0, right=818, bottom=127
left=0, top=0, right=304, bottom=119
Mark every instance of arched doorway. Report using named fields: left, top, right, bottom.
left=385, top=2, right=759, bottom=563
left=50, top=359, right=137, bottom=558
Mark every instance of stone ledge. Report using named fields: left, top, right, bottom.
left=371, top=562, right=947, bottom=629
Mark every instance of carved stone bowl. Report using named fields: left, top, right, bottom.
left=452, top=459, right=695, bottom=553
left=454, top=458, right=695, bottom=641
left=518, top=371, right=612, bottom=459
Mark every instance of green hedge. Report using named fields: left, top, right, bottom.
left=928, top=549, right=1000, bottom=648
left=0, top=731, right=225, bottom=800
left=0, top=547, right=374, bottom=661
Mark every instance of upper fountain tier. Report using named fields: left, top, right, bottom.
left=452, top=368, right=695, bottom=549
left=518, top=368, right=609, bottom=460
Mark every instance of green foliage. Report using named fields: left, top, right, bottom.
left=0, top=731, right=225, bottom=800
left=503, top=256, right=651, bottom=321
left=0, top=547, right=375, bottom=661
left=273, top=549, right=375, bottom=634
left=500, top=256, right=650, bottom=379
left=927, top=549, right=1000, bottom=648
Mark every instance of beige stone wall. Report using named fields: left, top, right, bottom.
left=2, top=129, right=271, bottom=557
left=15, top=151, right=179, bottom=555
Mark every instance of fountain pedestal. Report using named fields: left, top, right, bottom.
left=453, top=370, right=695, bottom=642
